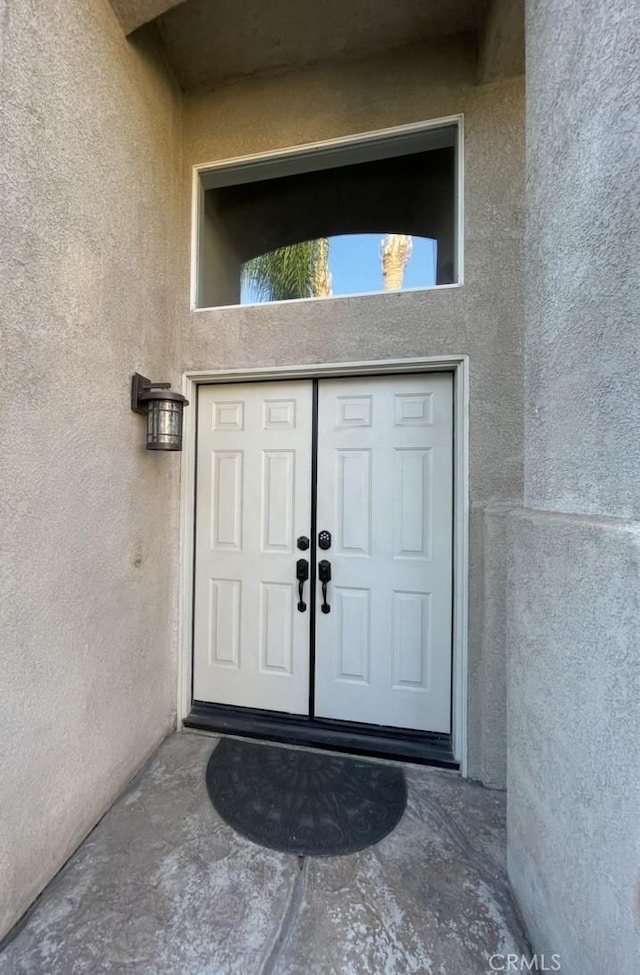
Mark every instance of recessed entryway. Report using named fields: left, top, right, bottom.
left=190, top=371, right=455, bottom=755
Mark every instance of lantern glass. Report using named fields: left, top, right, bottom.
left=146, top=398, right=184, bottom=450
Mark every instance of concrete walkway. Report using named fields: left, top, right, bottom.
left=0, top=734, right=529, bottom=974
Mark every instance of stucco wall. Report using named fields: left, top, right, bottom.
left=524, top=4, right=639, bottom=520
left=508, top=1, right=640, bottom=971
left=181, top=43, right=525, bottom=786
left=0, top=0, right=182, bottom=940
left=0, top=23, right=525, bottom=939
left=508, top=512, right=640, bottom=974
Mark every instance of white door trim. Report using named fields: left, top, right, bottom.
left=177, top=355, right=469, bottom=773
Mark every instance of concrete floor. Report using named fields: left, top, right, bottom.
left=0, top=733, right=529, bottom=974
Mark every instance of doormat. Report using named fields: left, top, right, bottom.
left=206, top=737, right=407, bottom=856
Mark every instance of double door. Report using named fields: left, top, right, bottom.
left=193, top=374, right=453, bottom=733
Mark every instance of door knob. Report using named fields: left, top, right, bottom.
left=318, top=559, right=331, bottom=614
left=296, top=559, right=309, bottom=612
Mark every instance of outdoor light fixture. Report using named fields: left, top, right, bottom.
left=131, top=373, right=189, bottom=451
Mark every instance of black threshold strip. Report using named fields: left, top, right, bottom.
left=185, top=702, right=458, bottom=769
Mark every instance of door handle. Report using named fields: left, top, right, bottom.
left=296, top=558, right=309, bottom=612
left=318, top=559, right=332, bottom=614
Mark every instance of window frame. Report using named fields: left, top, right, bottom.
left=190, top=115, right=464, bottom=311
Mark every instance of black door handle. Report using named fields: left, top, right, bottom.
left=296, top=559, right=309, bottom=612
left=318, top=559, right=331, bottom=614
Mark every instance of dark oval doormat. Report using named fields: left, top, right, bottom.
left=206, top=737, right=407, bottom=856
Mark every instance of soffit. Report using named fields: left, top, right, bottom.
left=109, top=0, right=187, bottom=34
left=152, top=0, right=489, bottom=91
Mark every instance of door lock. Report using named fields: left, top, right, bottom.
left=318, top=559, right=332, bottom=614
left=296, top=559, right=309, bottom=612
left=297, top=535, right=310, bottom=551
left=318, top=530, right=331, bottom=550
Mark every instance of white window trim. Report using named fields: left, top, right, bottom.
left=190, top=115, right=465, bottom=311
left=176, top=355, right=469, bottom=775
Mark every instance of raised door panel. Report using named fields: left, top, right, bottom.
left=335, top=449, right=372, bottom=556
left=210, top=451, right=243, bottom=551
left=259, top=582, right=294, bottom=675
left=393, top=448, right=431, bottom=560
left=261, top=451, right=295, bottom=553
left=207, top=578, right=241, bottom=668
left=392, top=590, right=431, bottom=689
left=335, top=587, right=371, bottom=683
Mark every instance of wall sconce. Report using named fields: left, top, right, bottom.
left=131, top=373, right=189, bottom=451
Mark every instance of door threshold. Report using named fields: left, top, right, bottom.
left=185, top=702, right=458, bottom=769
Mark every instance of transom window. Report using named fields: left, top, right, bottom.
left=193, top=119, right=462, bottom=309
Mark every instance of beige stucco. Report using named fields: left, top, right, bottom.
left=0, top=2, right=182, bottom=940
left=1, top=13, right=523, bottom=943
left=3, top=2, right=636, bottom=971
left=507, top=2, right=640, bottom=972
left=108, top=0, right=522, bottom=92
left=108, top=0, right=186, bottom=35
left=180, top=42, right=525, bottom=787
left=154, top=0, right=487, bottom=90
left=478, top=0, right=525, bottom=84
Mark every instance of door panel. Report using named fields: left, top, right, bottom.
left=193, top=381, right=313, bottom=714
left=314, top=374, right=453, bottom=732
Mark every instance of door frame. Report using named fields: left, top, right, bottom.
left=177, top=355, right=469, bottom=774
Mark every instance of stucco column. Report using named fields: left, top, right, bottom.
left=507, top=2, right=640, bottom=973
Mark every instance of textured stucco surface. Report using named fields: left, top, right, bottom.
left=507, top=2, right=640, bottom=971
left=182, top=47, right=525, bottom=786
left=474, top=503, right=518, bottom=790
left=507, top=510, right=640, bottom=974
left=1, top=15, right=525, bottom=941
left=0, top=0, right=182, bottom=941
left=108, top=0, right=186, bottom=35
left=185, top=39, right=475, bottom=164
left=525, top=0, right=640, bottom=519
left=156, top=0, right=487, bottom=91
left=478, top=0, right=524, bottom=84
left=0, top=733, right=529, bottom=974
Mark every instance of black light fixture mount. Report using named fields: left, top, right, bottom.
left=131, top=373, right=189, bottom=451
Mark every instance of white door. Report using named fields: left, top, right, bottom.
left=193, top=381, right=313, bottom=714
left=192, top=373, right=454, bottom=734
left=314, top=374, right=453, bottom=732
